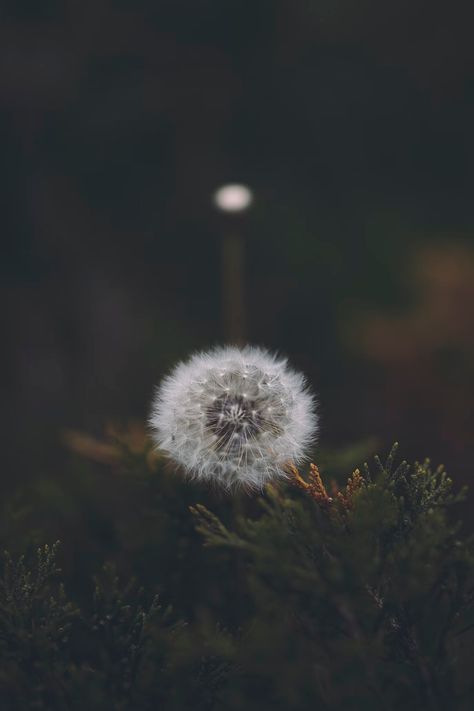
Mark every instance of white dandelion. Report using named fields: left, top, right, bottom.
left=149, top=346, right=318, bottom=490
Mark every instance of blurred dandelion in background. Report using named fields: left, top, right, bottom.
left=213, top=184, right=254, bottom=212
left=213, top=183, right=254, bottom=346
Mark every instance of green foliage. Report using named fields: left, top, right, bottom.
left=0, top=543, right=78, bottom=709
left=0, top=546, right=221, bottom=710
left=0, top=443, right=473, bottom=710
left=193, top=446, right=474, bottom=710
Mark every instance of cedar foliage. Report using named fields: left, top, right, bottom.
left=1, top=438, right=473, bottom=710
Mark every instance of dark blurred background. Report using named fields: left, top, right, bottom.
left=1, top=0, right=473, bottom=496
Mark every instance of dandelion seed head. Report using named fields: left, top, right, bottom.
left=149, top=346, right=318, bottom=490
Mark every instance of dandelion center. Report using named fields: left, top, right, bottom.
left=206, top=394, right=262, bottom=451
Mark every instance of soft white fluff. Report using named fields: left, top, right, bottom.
left=149, top=346, right=318, bottom=490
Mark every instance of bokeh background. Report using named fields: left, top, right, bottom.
left=2, top=1, right=473, bottom=504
